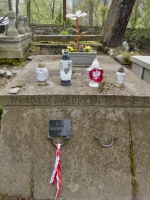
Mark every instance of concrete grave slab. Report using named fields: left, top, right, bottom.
left=0, top=55, right=150, bottom=200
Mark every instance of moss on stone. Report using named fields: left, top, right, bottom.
left=121, top=50, right=141, bottom=64
left=30, top=179, right=34, bottom=198
left=0, top=105, right=3, bottom=119
left=0, top=105, right=3, bottom=128
left=0, top=58, right=24, bottom=65
left=129, top=120, right=139, bottom=199
left=121, top=52, right=131, bottom=63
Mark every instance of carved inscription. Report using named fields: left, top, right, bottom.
left=10, top=96, right=52, bottom=104
left=5, top=95, right=150, bottom=107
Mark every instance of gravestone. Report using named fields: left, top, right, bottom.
left=17, top=15, right=25, bottom=34
left=0, top=11, right=31, bottom=58
left=24, top=16, right=30, bottom=33
left=0, top=55, right=150, bottom=200
left=7, top=11, right=18, bottom=36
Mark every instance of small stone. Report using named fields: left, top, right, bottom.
left=0, top=70, right=6, bottom=75
left=12, top=70, right=20, bottom=74
left=49, top=82, right=55, bottom=87
left=6, top=71, right=12, bottom=77
left=27, top=56, right=35, bottom=60
left=9, top=87, right=20, bottom=94
left=109, top=49, right=114, bottom=57
left=115, top=54, right=125, bottom=64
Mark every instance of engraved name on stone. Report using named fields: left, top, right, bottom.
left=8, top=96, right=150, bottom=106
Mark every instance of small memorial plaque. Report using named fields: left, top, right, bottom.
left=49, top=120, right=71, bottom=137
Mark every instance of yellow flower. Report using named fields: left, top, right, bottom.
left=67, top=46, right=73, bottom=52
left=84, top=46, right=92, bottom=52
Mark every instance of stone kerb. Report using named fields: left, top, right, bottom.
left=131, top=56, right=150, bottom=84
left=0, top=56, right=150, bottom=199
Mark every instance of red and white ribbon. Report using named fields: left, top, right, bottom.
left=50, top=143, right=61, bottom=199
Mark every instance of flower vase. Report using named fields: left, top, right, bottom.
left=69, top=51, right=97, bottom=67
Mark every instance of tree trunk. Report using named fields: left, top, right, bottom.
left=16, top=0, right=19, bottom=18
left=63, top=0, right=66, bottom=27
left=27, top=0, right=31, bottom=23
left=52, top=0, right=56, bottom=20
left=89, top=2, right=94, bottom=26
left=102, top=0, right=136, bottom=47
left=8, top=0, right=12, bottom=11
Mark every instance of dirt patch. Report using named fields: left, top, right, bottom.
left=0, top=59, right=29, bottom=91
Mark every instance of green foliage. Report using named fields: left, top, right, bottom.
left=5, top=0, right=150, bottom=29
left=99, top=5, right=109, bottom=24
left=55, top=12, right=62, bottom=25
left=0, top=0, right=8, bottom=16
left=22, top=0, right=63, bottom=24
left=124, top=28, right=150, bottom=49
left=128, top=0, right=150, bottom=29
left=60, top=30, right=68, bottom=35
left=121, top=52, right=131, bottom=63
left=30, top=179, right=34, bottom=197
left=75, top=0, right=111, bottom=26
left=65, top=18, right=74, bottom=28
left=120, top=50, right=140, bottom=63
left=0, top=58, right=24, bottom=65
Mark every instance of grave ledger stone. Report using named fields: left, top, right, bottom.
left=0, top=55, right=150, bottom=200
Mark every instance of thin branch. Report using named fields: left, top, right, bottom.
left=32, top=0, right=40, bottom=14
left=31, top=10, right=48, bottom=21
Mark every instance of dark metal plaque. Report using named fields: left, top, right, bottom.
left=49, top=120, right=71, bottom=137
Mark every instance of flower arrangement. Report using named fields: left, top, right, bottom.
left=67, top=45, right=92, bottom=52
left=66, top=10, right=91, bottom=52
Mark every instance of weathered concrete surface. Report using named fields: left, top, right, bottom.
left=0, top=55, right=150, bottom=200
left=131, top=56, right=150, bottom=84
left=0, top=33, right=32, bottom=58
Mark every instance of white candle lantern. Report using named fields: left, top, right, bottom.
left=35, top=60, right=50, bottom=86
left=60, top=50, right=72, bottom=86
left=115, top=66, right=125, bottom=88
left=86, top=59, right=104, bottom=87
